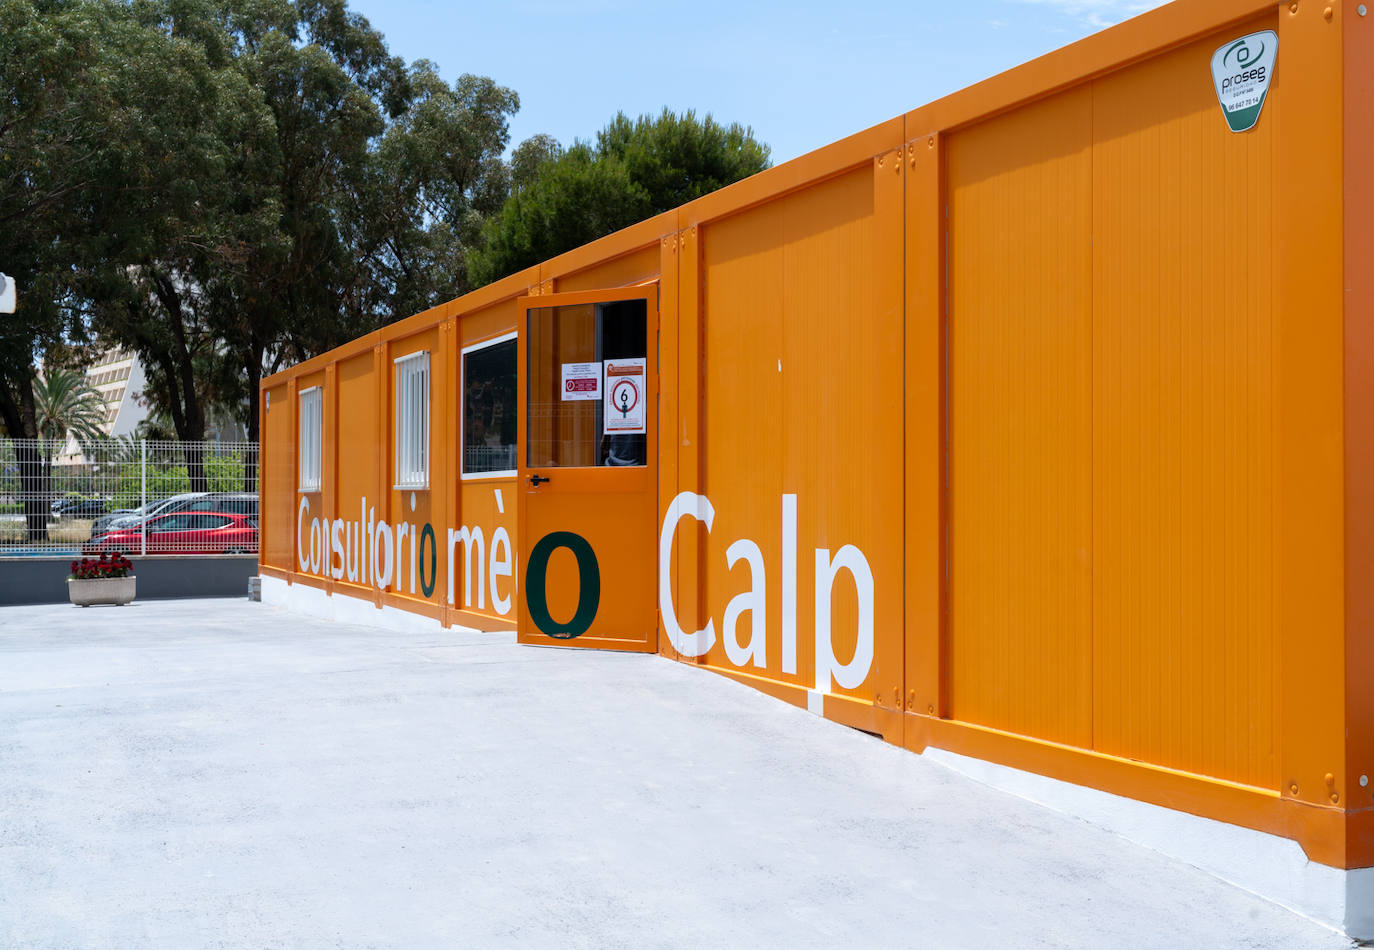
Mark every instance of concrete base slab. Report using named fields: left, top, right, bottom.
left=0, top=598, right=1357, bottom=948
left=259, top=586, right=1373, bottom=944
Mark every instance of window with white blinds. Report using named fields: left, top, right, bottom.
left=298, top=386, right=322, bottom=492
left=394, top=351, right=430, bottom=488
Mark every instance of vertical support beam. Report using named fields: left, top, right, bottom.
left=658, top=227, right=682, bottom=657
left=1343, top=0, right=1374, bottom=871
left=323, top=362, right=337, bottom=594
left=440, top=317, right=459, bottom=628
left=903, top=130, right=945, bottom=748
left=255, top=394, right=264, bottom=570
left=140, top=437, right=147, bottom=559
left=873, top=145, right=907, bottom=739
left=1274, top=0, right=1348, bottom=865
left=287, top=376, right=299, bottom=576
left=373, top=343, right=388, bottom=607
left=677, top=223, right=707, bottom=663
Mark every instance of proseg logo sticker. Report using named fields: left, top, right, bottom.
left=1211, top=31, right=1277, bottom=133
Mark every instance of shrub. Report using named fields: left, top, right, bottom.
left=69, top=553, right=134, bottom=580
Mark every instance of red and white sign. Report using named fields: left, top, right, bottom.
left=603, top=359, right=647, bottom=434
left=560, top=361, right=602, bottom=401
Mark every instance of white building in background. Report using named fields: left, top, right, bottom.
left=49, top=348, right=150, bottom=466
left=48, top=347, right=248, bottom=466
left=84, top=348, right=148, bottom=438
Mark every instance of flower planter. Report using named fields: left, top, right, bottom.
left=67, top=575, right=136, bottom=607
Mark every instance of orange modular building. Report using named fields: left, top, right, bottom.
left=259, top=0, right=1373, bottom=935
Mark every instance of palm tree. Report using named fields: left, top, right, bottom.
left=31, top=369, right=109, bottom=530
left=33, top=367, right=108, bottom=451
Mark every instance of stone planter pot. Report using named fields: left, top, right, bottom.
left=67, top=575, right=136, bottom=607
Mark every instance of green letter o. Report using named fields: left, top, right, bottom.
left=525, top=531, right=600, bottom=640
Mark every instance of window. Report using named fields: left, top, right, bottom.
left=394, top=351, right=430, bottom=488
left=462, top=333, right=517, bottom=477
left=526, top=299, right=647, bottom=468
left=299, top=386, right=322, bottom=492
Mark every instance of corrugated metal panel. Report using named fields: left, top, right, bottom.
left=334, top=352, right=379, bottom=593
left=262, top=382, right=294, bottom=570
left=947, top=26, right=1278, bottom=790
left=946, top=88, right=1095, bottom=748
left=1091, top=29, right=1276, bottom=791
left=699, top=166, right=903, bottom=699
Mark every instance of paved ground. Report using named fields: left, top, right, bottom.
left=0, top=598, right=1353, bottom=949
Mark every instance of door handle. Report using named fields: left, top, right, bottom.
left=529, top=474, right=551, bottom=486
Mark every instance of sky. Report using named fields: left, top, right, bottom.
left=346, top=0, right=1172, bottom=166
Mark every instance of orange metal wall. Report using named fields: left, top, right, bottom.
left=1090, top=22, right=1277, bottom=790
left=685, top=163, right=905, bottom=713
left=260, top=0, right=1371, bottom=870
left=1344, top=0, right=1374, bottom=862
left=456, top=299, right=525, bottom=627
left=946, top=17, right=1280, bottom=792
left=334, top=351, right=379, bottom=600
left=946, top=88, right=1095, bottom=750
left=260, top=380, right=293, bottom=571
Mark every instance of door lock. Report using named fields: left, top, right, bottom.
left=529, top=474, right=551, bottom=486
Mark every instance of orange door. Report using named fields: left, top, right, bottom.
left=516, top=287, right=658, bottom=652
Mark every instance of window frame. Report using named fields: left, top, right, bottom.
left=393, top=350, right=431, bottom=490
left=298, top=385, right=323, bottom=493
left=460, top=331, right=519, bottom=481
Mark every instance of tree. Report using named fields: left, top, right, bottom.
left=172, top=2, right=518, bottom=453
left=0, top=0, right=155, bottom=536
left=3, top=1, right=764, bottom=471
left=23, top=367, right=107, bottom=536
left=510, top=134, right=562, bottom=193
left=33, top=368, right=106, bottom=447
left=468, top=109, right=771, bottom=287
left=60, top=0, right=519, bottom=483
left=597, top=109, right=772, bottom=211
left=73, top=0, right=282, bottom=491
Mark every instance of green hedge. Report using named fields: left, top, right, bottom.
left=109, top=453, right=247, bottom=508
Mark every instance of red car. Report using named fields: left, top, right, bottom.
left=84, top=512, right=258, bottom=555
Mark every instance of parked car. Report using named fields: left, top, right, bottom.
left=83, top=511, right=258, bottom=555
left=92, top=492, right=209, bottom=535
left=49, top=496, right=108, bottom=519
left=92, top=491, right=258, bottom=536
left=207, top=492, right=258, bottom=519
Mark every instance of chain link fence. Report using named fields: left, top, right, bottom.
left=0, top=438, right=258, bottom=557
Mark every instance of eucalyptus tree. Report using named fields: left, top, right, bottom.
left=76, top=0, right=281, bottom=491
left=71, top=0, right=519, bottom=488
left=0, top=0, right=154, bottom=535
left=169, top=1, right=519, bottom=451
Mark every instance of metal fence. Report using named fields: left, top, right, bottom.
left=0, top=438, right=258, bottom=557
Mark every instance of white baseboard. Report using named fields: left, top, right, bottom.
left=922, top=747, right=1372, bottom=941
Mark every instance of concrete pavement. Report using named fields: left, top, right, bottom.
left=0, top=598, right=1354, bottom=948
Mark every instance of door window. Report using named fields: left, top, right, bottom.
left=526, top=299, right=647, bottom=468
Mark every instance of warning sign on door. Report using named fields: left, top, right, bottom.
left=603, top=359, right=647, bottom=434
left=561, top=362, right=602, bottom=401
